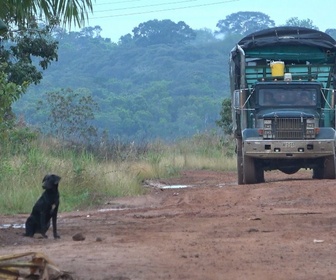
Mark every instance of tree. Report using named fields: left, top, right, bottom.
left=284, top=17, right=319, bottom=30
left=216, top=12, right=275, bottom=37
left=13, top=26, right=229, bottom=141
left=37, top=88, right=98, bottom=144
left=79, top=26, right=102, bottom=38
left=118, top=33, right=134, bottom=46
left=0, top=0, right=94, bottom=126
left=216, top=98, right=232, bottom=135
left=1, top=0, right=95, bottom=78
left=0, top=0, right=93, bottom=28
left=0, top=19, right=7, bottom=35
left=325, top=29, right=336, bottom=40
left=193, top=28, right=218, bottom=44
left=0, top=67, right=27, bottom=134
left=132, top=19, right=196, bottom=46
left=0, top=21, right=58, bottom=86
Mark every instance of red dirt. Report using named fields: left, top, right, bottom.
left=1, top=170, right=336, bottom=279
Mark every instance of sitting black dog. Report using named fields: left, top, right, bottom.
left=24, top=174, right=61, bottom=239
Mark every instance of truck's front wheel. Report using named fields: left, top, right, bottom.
left=313, top=155, right=336, bottom=179
left=236, top=139, right=244, bottom=185
left=243, top=155, right=257, bottom=184
left=256, top=160, right=265, bottom=183
left=322, top=155, right=336, bottom=179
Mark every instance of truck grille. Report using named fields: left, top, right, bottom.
left=275, top=118, right=304, bottom=139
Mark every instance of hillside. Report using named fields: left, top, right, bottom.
left=13, top=27, right=238, bottom=141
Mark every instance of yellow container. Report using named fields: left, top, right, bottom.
left=270, top=61, right=285, bottom=77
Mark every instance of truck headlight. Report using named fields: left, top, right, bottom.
left=263, top=119, right=273, bottom=139
left=306, top=119, right=317, bottom=138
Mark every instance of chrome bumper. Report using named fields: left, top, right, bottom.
left=243, top=139, right=335, bottom=159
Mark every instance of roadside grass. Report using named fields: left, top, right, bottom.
left=0, top=133, right=235, bottom=214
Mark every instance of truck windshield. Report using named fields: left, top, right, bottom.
left=259, top=88, right=317, bottom=106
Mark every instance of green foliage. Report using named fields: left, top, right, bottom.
left=8, top=129, right=38, bottom=156
left=285, top=17, right=319, bottom=30
left=36, top=88, right=98, bottom=143
left=0, top=0, right=93, bottom=28
left=0, top=66, right=28, bottom=137
left=130, top=19, right=196, bottom=46
left=216, top=98, right=233, bottom=135
left=0, top=19, right=58, bottom=127
left=0, top=19, right=7, bottom=34
left=216, top=12, right=275, bottom=36
left=0, top=19, right=59, bottom=87
left=193, top=28, right=220, bottom=44
left=0, top=0, right=94, bottom=139
left=13, top=32, right=227, bottom=141
left=326, top=29, right=336, bottom=40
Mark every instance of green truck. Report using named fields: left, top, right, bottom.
left=230, top=27, right=336, bottom=184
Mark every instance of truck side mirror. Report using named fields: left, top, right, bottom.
left=233, top=90, right=240, bottom=110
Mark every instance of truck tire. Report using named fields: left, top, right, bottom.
left=313, top=167, right=323, bottom=179
left=322, top=155, right=336, bottom=179
left=256, top=166, right=265, bottom=183
left=243, top=155, right=257, bottom=184
left=236, top=138, right=244, bottom=185
left=313, top=155, right=336, bottom=179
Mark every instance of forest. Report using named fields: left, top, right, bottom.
left=9, top=12, right=336, bottom=142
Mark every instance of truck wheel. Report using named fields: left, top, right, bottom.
left=236, top=139, right=244, bottom=185
left=312, top=167, right=323, bottom=179
left=313, top=156, right=336, bottom=179
left=254, top=159, right=265, bottom=183
left=243, top=155, right=257, bottom=184
left=322, top=155, right=336, bottom=179
left=313, top=158, right=324, bottom=179
left=256, top=167, right=265, bottom=183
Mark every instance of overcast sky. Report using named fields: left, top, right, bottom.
left=84, top=0, right=336, bottom=42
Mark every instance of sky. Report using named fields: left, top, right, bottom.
left=84, top=0, right=336, bottom=42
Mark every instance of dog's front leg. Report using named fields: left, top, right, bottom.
left=40, top=212, right=48, bottom=238
left=52, top=207, right=60, bottom=239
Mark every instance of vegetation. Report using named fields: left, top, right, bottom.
left=0, top=0, right=95, bottom=142
left=9, top=13, right=335, bottom=142
left=1, top=8, right=335, bottom=215
left=0, top=0, right=94, bottom=97
left=217, top=98, right=233, bottom=135
left=36, top=88, right=98, bottom=143
left=0, top=0, right=93, bottom=27
left=0, top=10, right=333, bottom=142
left=12, top=29, right=228, bottom=141
left=0, top=131, right=236, bottom=215
left=215, top=11, right=275, bottom=36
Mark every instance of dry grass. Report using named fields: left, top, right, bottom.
left=0, top=133, right=235, bottom=214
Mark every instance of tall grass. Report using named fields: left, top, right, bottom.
left=0, top=132, right=236, bottom=214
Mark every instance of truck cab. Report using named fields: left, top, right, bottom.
left=230, top=27, right=336, bottom=184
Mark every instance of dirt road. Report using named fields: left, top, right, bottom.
left=1, top=170, right=336, bottom=279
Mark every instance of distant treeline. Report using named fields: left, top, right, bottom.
left=14, top=25, right=235, bottom=141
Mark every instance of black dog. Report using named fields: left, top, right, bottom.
left=24, top=174, right=61, bottom=239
